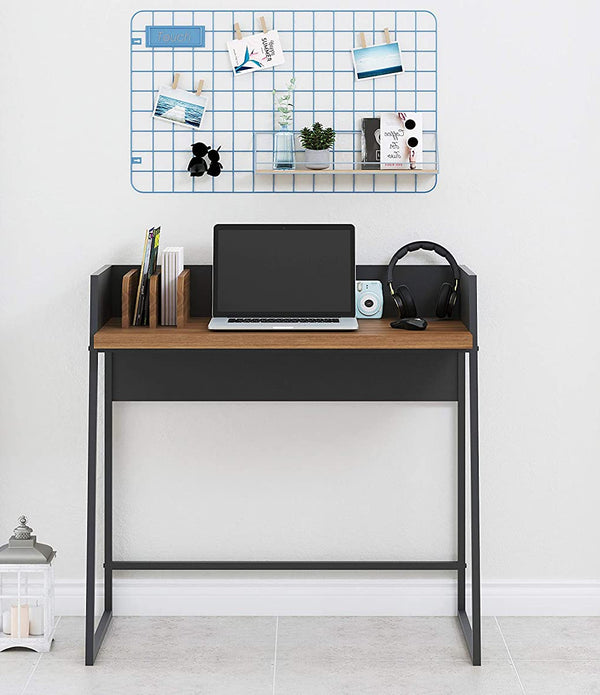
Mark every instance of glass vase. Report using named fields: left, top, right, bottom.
left=273, top=125, right=295, bottom=170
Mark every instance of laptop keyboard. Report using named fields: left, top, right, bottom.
left=228, top=318, right=340, bottom=323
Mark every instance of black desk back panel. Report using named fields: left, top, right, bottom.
left=107, top=264, right=470, bottom=321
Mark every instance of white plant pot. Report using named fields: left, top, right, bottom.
left=304, top=148, right=331, bottom=170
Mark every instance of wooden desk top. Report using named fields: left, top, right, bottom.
left=94, top=317, right=473, bottom=350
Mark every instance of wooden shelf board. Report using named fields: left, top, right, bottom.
left=94, top=317, right=472, bottom=351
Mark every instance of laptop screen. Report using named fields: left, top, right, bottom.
left=213, top=224, right=355, bottom=317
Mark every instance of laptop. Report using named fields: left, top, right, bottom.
left=208, top=224, right=359, bottom=330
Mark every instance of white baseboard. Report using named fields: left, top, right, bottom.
left=55, top=578, right=600, bottom=617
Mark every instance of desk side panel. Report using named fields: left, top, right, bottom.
left=458, top=266, right=478, bottom=344
left=110, top=350, right=459, bottom=402
left=90, top=266, right=113, bottom=341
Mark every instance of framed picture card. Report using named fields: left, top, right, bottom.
left=152, top=85, right=209, bottom=130
left=227, top=30, right=285, bottom=75
left=380, top=112, right=423, bottom=169
left=352, top=41, right=403, bottom=81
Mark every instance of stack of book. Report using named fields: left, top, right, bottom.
left=161, top=247, right=184, bottom=325
left=133, top=227, right=161, bottom=326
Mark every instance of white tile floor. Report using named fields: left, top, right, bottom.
left=1, top=616, right=599, bottom=694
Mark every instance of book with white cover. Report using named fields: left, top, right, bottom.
left=161, top=247, right=184, bottom=325
left=379, top=112, right=423, bottom=169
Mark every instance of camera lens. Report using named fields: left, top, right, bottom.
left=360, top=293, right=380, bottom=316
left=405, top=119, right=416, bottom=130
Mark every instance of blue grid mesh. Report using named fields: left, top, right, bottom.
left=130, top=9, right=438, bottom=194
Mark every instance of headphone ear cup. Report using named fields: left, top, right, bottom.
left=395, top=285, right=417, bottom=318
left=435, top=283, right=453, bottom=318
left=391, top=293, right=403, bottom=316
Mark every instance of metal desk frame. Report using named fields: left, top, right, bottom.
left=85, top=264, right=480, bottom=665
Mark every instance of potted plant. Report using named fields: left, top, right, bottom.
left=272, top=77, right=296, bottom=170
left=299, top=122, right=336, bottom=170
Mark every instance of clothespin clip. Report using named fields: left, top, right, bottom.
left=234, top=22, right=242, bottom=40
left=172, top=73, right=180, bottom=89
left=196, top=79, right=204, bottom=96
left=259, top=16, right=268, bottom=33
left=359, top=32, right=367, bottom=48
left=384, top=27, right=391, bottom=44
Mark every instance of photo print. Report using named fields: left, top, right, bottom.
left=152, top=85, right=209, bottom=130
left=227, top=30, right=285, bottom=75
left=352, top=41, right=403, bottom=81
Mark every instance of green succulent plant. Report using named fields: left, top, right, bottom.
left=299, top=122, right=336, bottom=151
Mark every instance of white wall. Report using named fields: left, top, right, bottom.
left=1, top=0, right=599, bottom=614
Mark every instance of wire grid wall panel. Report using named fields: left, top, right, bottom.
left=130, top=10, right=437, bottom=193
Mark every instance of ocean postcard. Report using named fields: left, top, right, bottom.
left=227, top=29, right=284, bottom=75
left=152, top=86, right=208, bottom=130
left=352, top=41, right=403, bottom=81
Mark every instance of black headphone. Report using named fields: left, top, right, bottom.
left=387, top=241, right=460, bottom=320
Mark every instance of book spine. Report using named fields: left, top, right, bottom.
left=133, top=229, right=149, bottom=325
left=175, top=249, right=183, bottom=325
left=361, top=118, right=380, bottom=170
left=142, top=227, right=161, bottom=325
left=161, top=250, right=167, bottom=325
left=135, top=228, right=154, bottom=326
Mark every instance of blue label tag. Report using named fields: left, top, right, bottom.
left=145, top=26, right=205, bottom=48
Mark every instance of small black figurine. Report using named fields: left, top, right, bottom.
left=188, top=143, right=223, bottom=178
left=187, top=142, right=209, bottom=177
left=206, top=146, right=223, bottom=177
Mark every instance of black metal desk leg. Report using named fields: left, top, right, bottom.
left=457, top=353, right=466, bottom=613
left=469, top=348, right=481, bottom=665
left=85, top=350, right=113, bottom=665
left=85, top=349, right=98, bottom=665
left=105, top=353, right=113, bottom=613
left=457, top=348, right=481, bottom=666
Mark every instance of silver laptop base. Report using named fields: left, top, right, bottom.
left=208, top=317, right=358, bottom=331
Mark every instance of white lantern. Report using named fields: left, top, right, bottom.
left=0, top=517, right=56, bottom=653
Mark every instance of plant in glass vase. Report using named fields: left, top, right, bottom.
left=272, top=77, right=296, bottom=170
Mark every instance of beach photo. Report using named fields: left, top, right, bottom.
left=352, top=41, right=403, bottom=81
left=152, top=85, right=208, bottom=129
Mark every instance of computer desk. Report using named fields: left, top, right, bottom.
left=86, top=264, right=480, bottom=665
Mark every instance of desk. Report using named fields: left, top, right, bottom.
left=86, top=264, right=480, bottom=665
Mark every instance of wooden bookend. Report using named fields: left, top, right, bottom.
left=121, top=268, right=140, bottom=328
left=176, top=268, right=191, bottom=328
left=149, top=270, right=161, bottom=329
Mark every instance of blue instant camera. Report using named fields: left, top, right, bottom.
left=355, top=280, right=383, bottom=318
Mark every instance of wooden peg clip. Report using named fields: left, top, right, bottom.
left=384, top=27, right=391, bottom=44
left=259, top=16, right=268, bottom=33
left=196, top=79, right=204, bottom=96
left=234, top=22, right=242, bottom=40
left=359, top=32, right=367, bottom=48
left=171, top=72, right=180, bottom=89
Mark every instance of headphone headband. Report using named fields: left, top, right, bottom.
left=386, top=240, right=460, bottom=292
